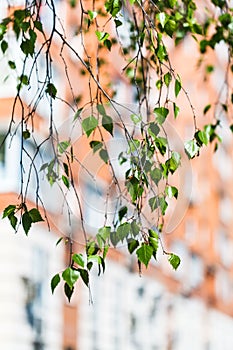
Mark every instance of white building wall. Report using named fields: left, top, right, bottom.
left=0, top=220, right=64, bottom=350
left=78, top=259, right=233, bottom=350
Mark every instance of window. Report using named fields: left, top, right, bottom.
left=219, top=194, right=233, bottom=224
left=215, top=268, right=232, bottom=303
left=83, top=181, right=106, bottom=232
left=188, top=253, right=204, bottom=289
left=23, top=247, right=48, bottom=349
left=185, top=218, right=197, bottom=244
left=216, top=229, right=233, bottom=267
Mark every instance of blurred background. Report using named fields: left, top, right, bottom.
left=0, top=0, right=233, bottom=349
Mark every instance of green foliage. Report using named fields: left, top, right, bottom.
left=102, top=114, right=113, bottom=135
left=62, top=267, right=79, bottom=289
left=82, top=116, right=98, bottom=137
left=185, top=139, right=200, bottom=159
left=51, top=274, right=61, bottom=294
left=2, top=205, right=43, bottom=234
left=168, top=253, right=181, bottom=270
left=154, top=107, right=169, bottom=125
left=99, top=149, right=109, bottom=163
left=105, top=0, right=122, bottom=17
left=136, top=243, right=154, bottom=268
left=90, top=140, right=103, bottom=152
left=1, top=0, right=232, bottom=299
left=45, top=83, right=57, bottom=99
left=166, top=185, right=178, bottom=199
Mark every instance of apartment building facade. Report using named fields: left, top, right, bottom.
left=0, top=0, right=233, bottom=349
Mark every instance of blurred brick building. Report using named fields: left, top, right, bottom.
left=0, top=1, right=233, bottom=350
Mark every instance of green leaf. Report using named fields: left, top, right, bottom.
left=79, top=268, right=89, bottom=286
left=21, top=22, right=30, bottom=32
left=20, top=38, right=35, bottom=57
left=45, top=83, right=57, bottom=99
left=127, top=238, right=139, bottom=254
left=154, top=137, right=167, bottom=155
left=58, top=140, right=70, bottom=154
left=51, top=274, right=60, bottom=294
left=28, top=208, right=44, bottom=223
left=73, top=107, right=83, bottom=121
left=117, top=222, right=131, bottom=242
left=149, top=196, right=159, bottom=212
left=62, top=267, right=79, bottom=289
left=90, top=140, right=103, bottom=153
left=131, top=220, right=140, bottom=237
left=164, top=19, right=176, bottom=37
left=97, top=104, right=106, bottom=116
left=148, top=228, right=159, bottom=239
left=126, top=176, right=141, bottom=203
left=9, top=214, right=18, bottom=230
left=118, top=206, right=128, bottom=221
left=99, top=149, right=109, bottom=164
left=88, top=10, right=97, bottom=20
left=175, top=77, right=181, bottom=97
left=110, top=231, right=120, bottom=247
left=98, top=226, right=111, bottom=241
left=2, top=205, right=16, bottom=219
left=156, top=79, right=162, bottom=90
left=86, top=240, right=99, bottom=255
left=173, top=103, right=180, bottom=118
left=62, top=175, right=70, bottom=189
left=127, top=139, right=140, bottom=153
left=148, top=236, right=159, bottom=257
left=95, top=30, right=109, bottom=42
left=0, top=24, right=7, bottom=40
left=23, top=130, right=30, bottom=140
left=22, top=211, right=32, bottom=235
left=203, top=104, right=211, bottom=114
left=64, top=282, right=74, bottom=302
left=196, top=130, right=209, bottom=146
left=103, top=244, right=109, bottom=259
left=159, top=196, right=168, bottom=215
left=82, top=116, right=98, bottom=137
left=150, top=167, right=162, bottom=185
left=154, top=107, right=169, bottom=125
left=184, top=139, right=200, bottom=159
left=34, top=20, right=43, bottom=32
left=166, top=185, right=178, bottom=199
left=168, top=253, right=181, bottom=270
left=63, top=162, right=69, bottom=177
left=164, top=72, right=172, bottom=87
left=136, top=243, right=153, bottom=268
left=56, top=237, right=64, bottom=246
left=102, top=115, right=113, bottom=135
left=114, top=19, right=122, bottom=28
left=168, top=0, right=177, bottom=8
left=72, top=253, right=85, bottom=267
left=40, top=163, right=48, bottom=172
left=104, top=39, right=112, bottom=51
left=158, top=12, right=166, bottom=28
left=19, top=74, right=29, bottom=86
left=1, top=40, right=8, bottom=54
left=96, top=233, right=105, bottom=249
left=149, top=196, right=168, bottom=214
left=105, top=0, right=122, bottom=17
left=148, top=122, right=160, bottom=138
left=87, top=254, right=101, bottom=264
left=130, top=114, right=142, bottom=125
left=8, top=61, right=16, bottom=69
left=165, top=151, right=181, bottom=174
